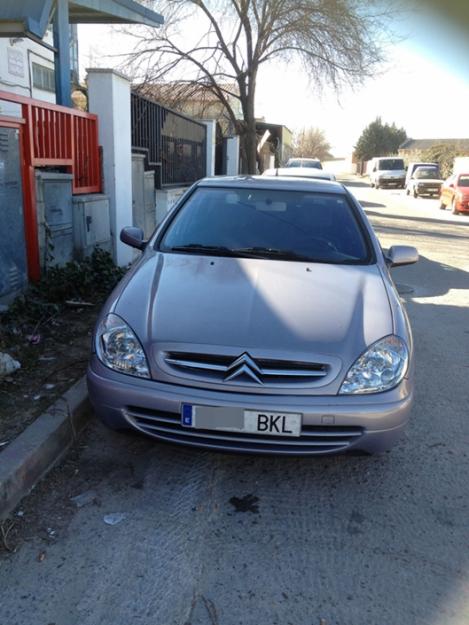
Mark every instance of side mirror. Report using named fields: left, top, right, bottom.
left=120, top=226, right=146, bottom=250
left=386, top=245, right=418, bottom=268
left=448, top=183, right=454, bottom=188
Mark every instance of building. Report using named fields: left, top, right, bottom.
left=399, top=138, right=469, bottom=161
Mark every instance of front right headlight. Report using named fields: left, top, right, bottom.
left=339, top=335, right=409, bottom=395
left=96, top=313, right=150, bottom=378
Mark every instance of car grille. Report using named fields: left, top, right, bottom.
left=125, top=406, right=364, bottom=455
left=163, top=351, right=329, bottom=387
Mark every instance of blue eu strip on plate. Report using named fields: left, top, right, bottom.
left=181, top=404, right=193, bottom=426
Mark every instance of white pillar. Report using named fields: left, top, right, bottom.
left=226, top=136, right=240, bottom=176
left=203, top=120, right=216, bottom=176
left=86, top=68, right=133, bottom=266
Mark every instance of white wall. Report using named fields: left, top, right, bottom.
left=87, top=68, right=133, bottom=267
left=0, top=35, right=55, bottom=103
left=203, top=119, right=216, bottom=177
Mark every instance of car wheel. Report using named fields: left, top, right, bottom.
left=452, top=198, right=459, bottom=215
left=375, top=182, right=380, bottom=189
left=439, top=201, right=446, bottom=210
left=370, top=182, right=375, bottom=188
left=406, top=187, right=410, bottom=196
left=413, top=188, right=418, bottom=198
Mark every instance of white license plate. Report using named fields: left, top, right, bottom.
left=181, top=405, right=302, bottom=437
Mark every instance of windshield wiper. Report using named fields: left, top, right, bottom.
left=168, top=244, right=241, bottom=257
left=232, top=247, right=314, bottom=262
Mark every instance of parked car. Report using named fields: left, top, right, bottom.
left=405, top=161, right=439, bottom=188
left=88, top=176, right=417, bottom=456
left=263, top=166, right=336, bottom=181
left=439, top=173, right=469, bottom=214
left=406, top=165, right=444, bottom=198
left=285, top=157, right=322, bottom=169
left=367, top=157, right=406, bottom=189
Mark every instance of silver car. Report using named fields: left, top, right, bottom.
left=87, top=176, right=418, bottom=455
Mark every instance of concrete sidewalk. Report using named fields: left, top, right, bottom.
left=0, top=376, right=90, bottom=520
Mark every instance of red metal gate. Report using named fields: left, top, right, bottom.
left=0, top=90, right=101, bottom=280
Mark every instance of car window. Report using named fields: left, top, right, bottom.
left=378, top=159, right=405, bottom=171
left=457, top=175, right=469, bottom=187
left=159, top=187, right=372, bottom=264
left=287, top=159, right=322, bottom=169
left=414, top=167, right=440, bottom=179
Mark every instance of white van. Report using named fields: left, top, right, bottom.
left=368, top=157, right=406, bottom=189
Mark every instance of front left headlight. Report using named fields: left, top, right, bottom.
left=96, top=313, right=150, bottom=378
left=339, top=335, right=409, bottom=395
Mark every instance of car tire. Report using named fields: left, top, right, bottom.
left=406, top=187, right=410, bottom=196
left=413, top=188, right=418, bottom=198
left=452, top=198, right=459, bottom=215
left=439, top=201, right=446, bottom=210
left=375, top=182, right=380, bottom=189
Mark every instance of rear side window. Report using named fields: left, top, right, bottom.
left=159, top=187, right=373, bottom=265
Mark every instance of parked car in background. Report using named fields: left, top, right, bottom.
left=285, top=157, right=322, bottom=169
left=439, top=173, right=469, bottom=214
left=405, top=161, right=439, bottom=188
left=406, top=165, right=444, bottom=198
left=263, top=167, right=336, bottom=181
left=368, top=157, right=406, bottom=189
left=88, top=175, right=418, bottom=456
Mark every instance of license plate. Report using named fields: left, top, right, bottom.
left=181, top=405, right=302, bottom=437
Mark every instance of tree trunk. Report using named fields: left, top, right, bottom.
left=238, top=76, right=257, bottom=175
left=240, top=117, right=257, bottom=174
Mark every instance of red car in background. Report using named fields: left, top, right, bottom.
left=439, top=173, right=469, bottom=214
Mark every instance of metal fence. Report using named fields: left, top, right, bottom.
left=0, top=90, right=101, bottom=194
left=131, top=92, right=207, bottom=188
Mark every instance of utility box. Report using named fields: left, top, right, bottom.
left=132, top=153, right=156, bottom=237
left=36, top=172, right=74, bottom=268
left=72, top=194, right=111, bottom=259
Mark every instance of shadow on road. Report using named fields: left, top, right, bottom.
left=366, top=209, right=469, bottom=229
left=337, top=177, right=370, bottom=188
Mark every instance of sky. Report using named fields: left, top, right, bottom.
left=77, top=2, right=469, bottom=157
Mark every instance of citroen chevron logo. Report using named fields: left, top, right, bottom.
left=224, top=353, right=263, bottom=384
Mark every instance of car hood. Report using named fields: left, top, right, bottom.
left=114, top=252, right=392, bottom=369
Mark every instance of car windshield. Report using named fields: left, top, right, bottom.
left=458, top=175, right=469, bottom=187
left=415, top=167, right=440, bottom=179
left=159, top=187, right=371, bottom=264
left=378, top=159, right=404, bottom=171
left=287, top=159, right=322, bottom=169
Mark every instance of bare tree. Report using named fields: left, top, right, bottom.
left=293, top=127, right=332, bottom=160
left=121, top=0, right=395, bottom=173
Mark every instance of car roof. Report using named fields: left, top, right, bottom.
left=197, top=175, right=345, bottom=194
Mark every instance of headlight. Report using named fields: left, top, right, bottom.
left=339, top=335, right=408, bottom=394
left=96, top=313, right=150, bottom=378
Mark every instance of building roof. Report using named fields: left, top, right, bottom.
left=400, top=138, right=469, bottom=150
left=0, top=0, right=163, bottom=37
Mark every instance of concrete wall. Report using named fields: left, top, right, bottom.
left=203, top=120, right=216, bottom=177
left=226, top=136, right=240, bottom=176
left=155, top=187, right=187, bottom=224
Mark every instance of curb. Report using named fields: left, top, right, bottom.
left=0, top=376, right=90, bottom=520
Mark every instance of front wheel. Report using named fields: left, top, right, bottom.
left=439, top=201, right=446, bottom=210
left=452, top=198, right=459, bottom=215
left=413, top=188, right=418, bottom=198
left=406, top=187, right=410, bottom=196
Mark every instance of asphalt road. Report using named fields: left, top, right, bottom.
left=2, top=177, right=469, bottom=625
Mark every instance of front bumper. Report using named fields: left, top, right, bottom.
left=87, top=358, right=413, bottom=456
